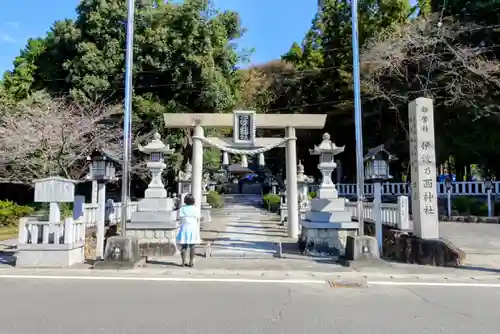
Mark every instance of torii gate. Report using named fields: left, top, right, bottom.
left=164, top=111, right=326, bottom=238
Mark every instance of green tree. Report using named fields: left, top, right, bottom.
left=3, top=0, right=245, bottom=127
left=2, top=0, right=247, bottom=182
left=277, top=0, right=415, bottom=178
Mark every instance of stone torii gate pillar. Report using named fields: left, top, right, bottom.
left=164, top=111, right=326, bottom=238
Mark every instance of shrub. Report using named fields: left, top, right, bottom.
left=452, top=196, right=488, bottom=216
left=308, top=191, right=317, bottom=199
left=207, top=191, right=224, bottom=208
left=59, top=202, right=74, bottom=218
left=0, top=200, right=34, bottom=227
left=263, top=193, right=281, bottom=212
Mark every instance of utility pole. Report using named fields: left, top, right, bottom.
left=120, top=0, right=135, bottom=236
left=351, top=0, right=365, bottom=235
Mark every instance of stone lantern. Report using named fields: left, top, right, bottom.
left=138, top=132, right=174, bottom=198
left=296, top=160, right=314, bottom=214
left=299, top=133, right=356, bottom=257
left=125, top=132, right=179, bottom=258
left=177, top=160, right=192, bottom=205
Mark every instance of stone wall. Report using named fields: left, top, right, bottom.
left=363, top=221, right=465, bottom=267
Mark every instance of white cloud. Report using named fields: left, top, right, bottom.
left=0, top=32, right=16, bottom=43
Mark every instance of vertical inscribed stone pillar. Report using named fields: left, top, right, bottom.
left=408, top=97, right=439, bottom=239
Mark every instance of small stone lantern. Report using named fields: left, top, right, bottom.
left=177, top=160, right=193, bottom=204
left=138, top=132, right=174, bottom=198
left=296, top=160, right=314, bottom=213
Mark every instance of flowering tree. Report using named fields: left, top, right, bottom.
left=0, top=92, right=132, bottom=184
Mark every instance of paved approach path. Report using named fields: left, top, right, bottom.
left=204, top=194, right=287, bottom=258
left=0, top=276, right=499, bottom=333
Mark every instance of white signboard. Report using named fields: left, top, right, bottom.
left=34, top=177, right=76, bottom=203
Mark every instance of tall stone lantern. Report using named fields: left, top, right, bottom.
left=299, top=133, right=357, bottom=257
left=125, top=132, right=179, bottom=258
left=138, top=132, right=174, bottom=199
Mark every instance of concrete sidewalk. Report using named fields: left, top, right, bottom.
left=1, top=257, right=500, bottom=284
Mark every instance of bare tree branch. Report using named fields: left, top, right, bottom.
left=361, top=15, right=500, bottom=115
left=0, top=92, right=147, bottom=184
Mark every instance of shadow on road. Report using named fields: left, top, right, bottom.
left=0, top=250, right=16, bottom=266
left=456, top=265, right=500, bottom=274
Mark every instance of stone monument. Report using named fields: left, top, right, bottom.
left=126, top=133, right=179, bottom=257
left=408, top=97, right=439, bottom=239
left=17, top=177, right=85, bottom=267
left=299, top=133, right=358, bottom=256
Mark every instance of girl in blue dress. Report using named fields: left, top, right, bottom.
left=176, top=194, right=201, bottom=267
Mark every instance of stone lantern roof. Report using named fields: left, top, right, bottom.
left=309, top=133, right=345, bottom=155
left=138, top=132, right=174, bottom=154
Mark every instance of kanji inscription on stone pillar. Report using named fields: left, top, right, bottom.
left=408, top=97, right=439, bottom=239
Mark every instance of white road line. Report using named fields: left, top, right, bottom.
left=1, top=274, right=500, bottom=287
left=368, top=281, right=500, bottom=288
left=0, top=274, right=326, bottom=284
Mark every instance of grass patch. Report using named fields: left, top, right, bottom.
left=0, top=226, right=17, bottom=241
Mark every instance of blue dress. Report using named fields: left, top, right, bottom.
left=176, top=205, right=201, bottom=245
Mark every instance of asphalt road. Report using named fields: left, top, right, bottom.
left=0, top=277, right=498, bottom=334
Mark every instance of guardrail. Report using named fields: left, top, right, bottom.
left=18, top=217, right=86, bottom=245
left=307, top=181, right=498, bottom=197
left=82, top=201, right=139, bottom=227
left=280, top=197, right=410, bottom=230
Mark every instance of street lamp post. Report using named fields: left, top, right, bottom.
left=87, top=150, right=117, bottom=260
left=351, top=0, right=365, bottom=236
left=120, top=0, right=135, bottom=237
left=363, top=145, right=397, bottom=254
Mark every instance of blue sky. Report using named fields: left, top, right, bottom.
left=0, top=0, right=318, bottom=73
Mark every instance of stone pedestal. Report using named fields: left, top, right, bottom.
left=299, top=133, right=358, bottom=257
left=127, top=196, right=178, bottom=258
left=299, top=197, right=358, bottom=256
left=342, top=235, right=380, bottom=264
left=94, top=236, right=142, bottom=269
